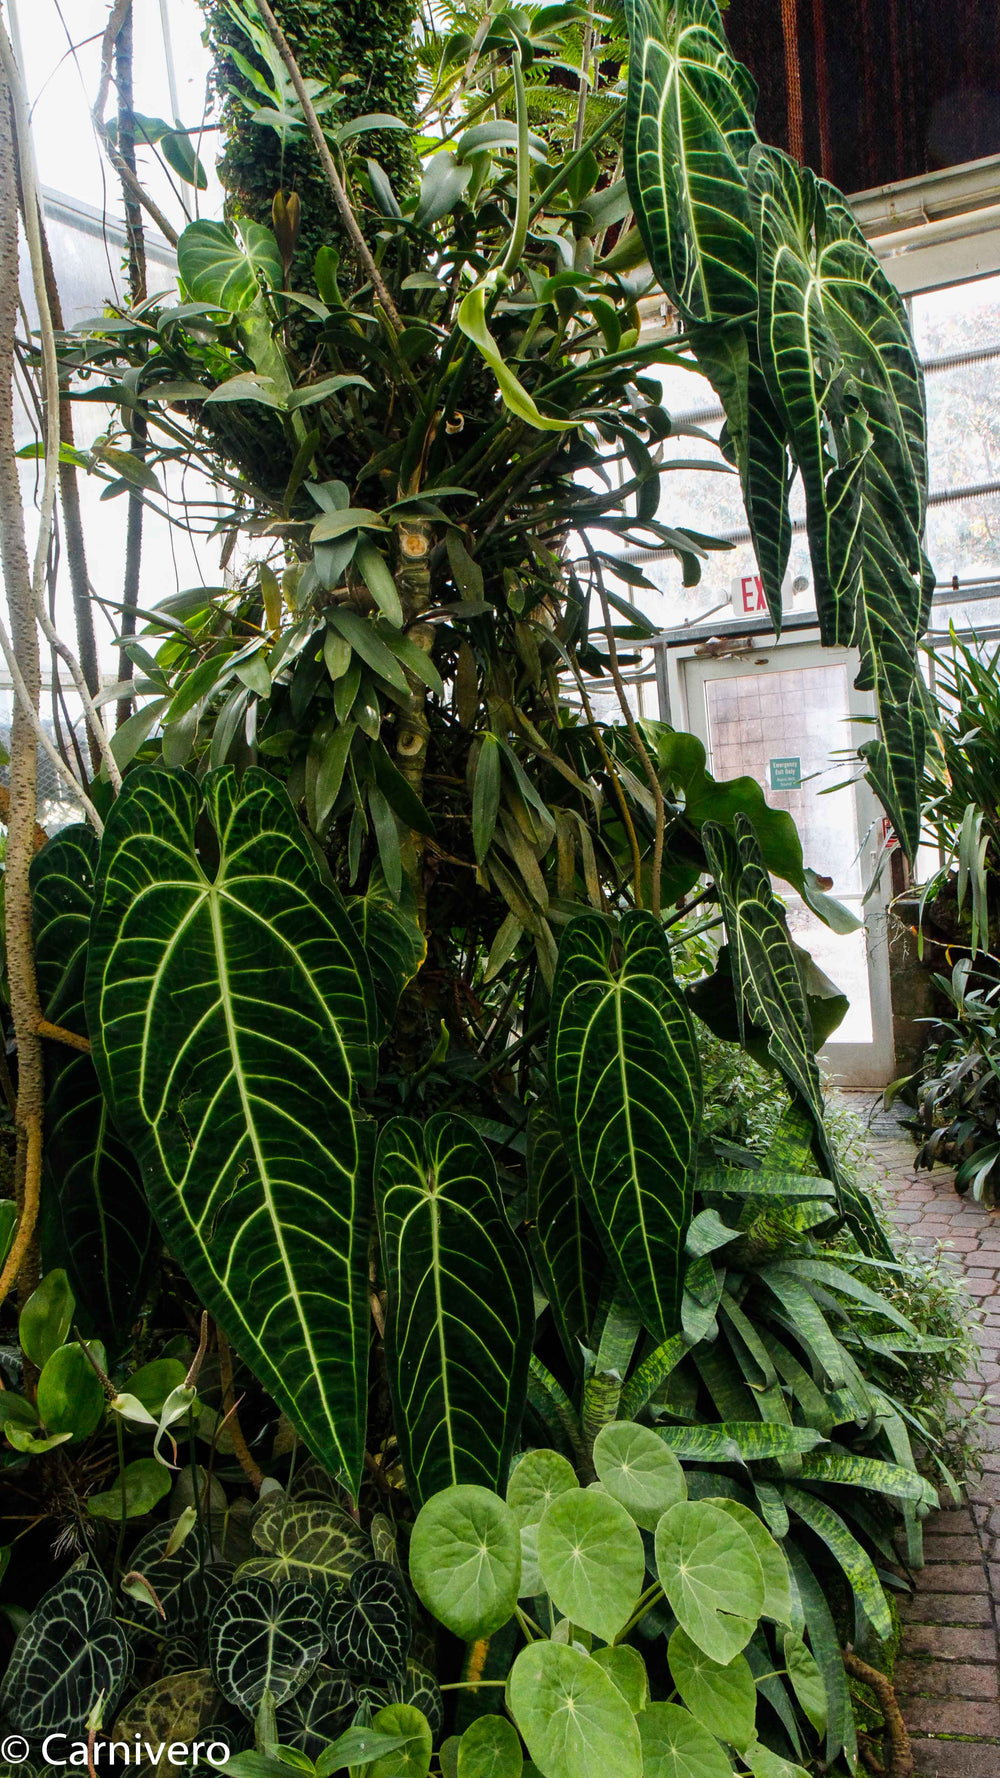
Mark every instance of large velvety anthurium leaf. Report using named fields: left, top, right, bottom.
left=242, top=1497, right=369, bottom=1589
left=622, top=0, right=758, bottom=323
left=639, top=1701, right=733, bottom=1778
left=324, top=1560, right=411, bottom=1684
left=508, top=1642, right=642, bottom=1778
left=123, top=1524, right=234, bottom=1645
left=655, top=1499, right=764, bottom=1663
left=114, top=1670, right=224, bottom=1778
left=177, top=220, right=282, bottom=311
left=375, top=1113, right=533, bottom=1503
left=275, top=1664, right=355, bottom=1758
left=536, top=1489, right=645, bottom=1642
left=550, top=911, right=701, bottom=1340
left=31, top=826, right=154, bottom=1352
left=210, top=1577, right=324, bottom=1714
left=750, top=144, right=929, bottom=855
left=0, top=1570, right=132, bottom=1737
left=409, top=1485, right=520, bottom=1642
left=86, top=767, right=378, bottom=1498
left=526, top=1105, right=603, bottom=1377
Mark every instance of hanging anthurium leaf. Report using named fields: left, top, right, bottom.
left=526, top=1105, right=604, bottom=1377
left=324, top=1561, right=412, bottom=1685
left=346, top=872, right=426, bottom=1037
left=375, top=1113, right=533, bottom=1504
left=31, top=826, right=154, bottom=1353
left=210, top=1577, right=325, bottom=1715
left=0, top=1570, right=132, bottom=1737
left=549, top=912, right=701, bottom=1341
left=86, top=767, right=378, bottom=1499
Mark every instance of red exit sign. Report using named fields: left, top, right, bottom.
left=731, top=573, right=768, bottom=617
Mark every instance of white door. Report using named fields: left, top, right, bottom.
left=678, top=640, right=895, bottom=1089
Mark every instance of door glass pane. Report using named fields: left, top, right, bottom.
left=702, top=660, right=874, bottom=1047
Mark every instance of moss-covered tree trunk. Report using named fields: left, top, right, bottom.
left=201, top=0, right=418, bottom=282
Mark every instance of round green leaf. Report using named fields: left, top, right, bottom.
left=536, top=1489, right=644, bottom=1643
left=441, top=1738, right=461, bottom=1778
left=507, top=1449, right=580, bottom=1527
left=783, top=1631, right=827, bottom=1735
left=87, top=1458, right=173, bottom=1520
left=409, top=1485, right=520, bottom=1641
left=639, top=1702, right=733, bottom=1778
left=508, top=1642, right=641, bottom=1778
left=457, top=1713, right=523, bottom=1778
left=37, top=1341, right=106, bottom=1441
left=591, top=1645, right=649, bottom=1713
left=654, top=1500, right=764, bottom=1664
left=19, top=1269, right=75, bottom=1367
left=370, top=1703, right=432, bottom=1778
left=177, top=220, right=282, bottom=311
left=668, top=1626, right=757, bottom=1751
left=519, top=1522, right=543, bottom=1598
left=592, top=1422, right=686, bottom=1529
left=710, top=1499, right=792, bottom=1626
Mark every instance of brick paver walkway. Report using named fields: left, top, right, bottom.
left=868, top=1114, right=1000, bottom=1776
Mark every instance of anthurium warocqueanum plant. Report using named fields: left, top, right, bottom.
left=2, top=3, right=945, bottom=1775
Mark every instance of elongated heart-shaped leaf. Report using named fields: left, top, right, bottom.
left=550, top=911, right=701, bottom=1340
left=623, top=0, right=758, bottom=322
left=526, top=1106, right=603, bottom=1377
left=410, top=1485, right=520, bottom=1641
left=210, top=1577, right=324, bottom=1714
left=508, top=1642, right=642, bottom=1778
left=31, top=827, right=154, bottom=1351
left=750, top=144, right=929, bottom=853
left=324, top=1560, right=411, bottom=1684
left=0, top=1570, right=132, bottom=1737
left=87, top=767, right=377, bottom=1497
left=124, top=1524, right=235, bottom=1646
left=375, top=1112, right=533, bottom=1503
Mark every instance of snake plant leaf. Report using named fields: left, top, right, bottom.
left=786, top=1546, right=856, bottom=1767
left=324, top=1560, right=411, bottom=1684
left=783, top=1489, right=892, bottom=1639
left=0, top=1570, right=133, bottom=1737
left=375, top=1113, right=533, bottom=1503
left=508, top=1642, right=642, bottom=1778
left=639, top=1701, right=733, bottom=1778
left=655, top=1422, right=823, bottom=1462
left=526, top=1105, right=603, bottom=1377
left=622, top=0, right=758, bottom=323
left=783, top=1632, right=827, bottom=1737
left=31, top=827, right=155, bottom=1352
left=210, top=1577, right=325, bottom=1714
left=86, top=767, right=378, bottom=1499
left=550, top=911, right=701, bottom=1341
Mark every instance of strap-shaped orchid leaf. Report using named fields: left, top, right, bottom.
left=623, top=0, right=758, bottom=323
left=550, top=911, right=701, bottom=1340
left=86, top=766, right=378, bottom=1499
left=375, top=1113, right=534, bottom=1505
left=526, top=1104, right=604, bottom=1377
left=31, top=826, right=155, bottom=1353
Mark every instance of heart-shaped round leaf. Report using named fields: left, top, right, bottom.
left=508, top=1642, right=641, bottom=1778
left=409, top=1485, right=520, bottom=1641
left=507, top=1449, right=580, bottom=1527
left=536, top=1489, right=644, bottom=1643
left=243, top=1498, right=370, bottom=1590
left=369, top=1702, right=432, bottom=1778
left=210, top=1576, right=324, bottom=1714
left=639, top=1702, right=733, bottom=1778
left=275, top=1664, right=354, bottom=1757
left=655, top=1501, right=764, bottom=1664
left=592, top=1422, right=686, bottom=1530
left=324, top=1559, right=411, bottom=1683
left=710, top=1499, right=793, bottom=1627
left=590, top=1645, right=648, bottom=1713
left=37, top=1341, right=106, bottom=1441
left=519, top=1522, right=542, bottom=1598
left=177, top=220, right=282, bottom=312
left=668, top=1626, right=757, bottom=1751
left=458, top=1712, right=523, bottom=1778
left=0, top=1570, right=132, bottom=1737
left=114, top=1669, right=224, bottom=1778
